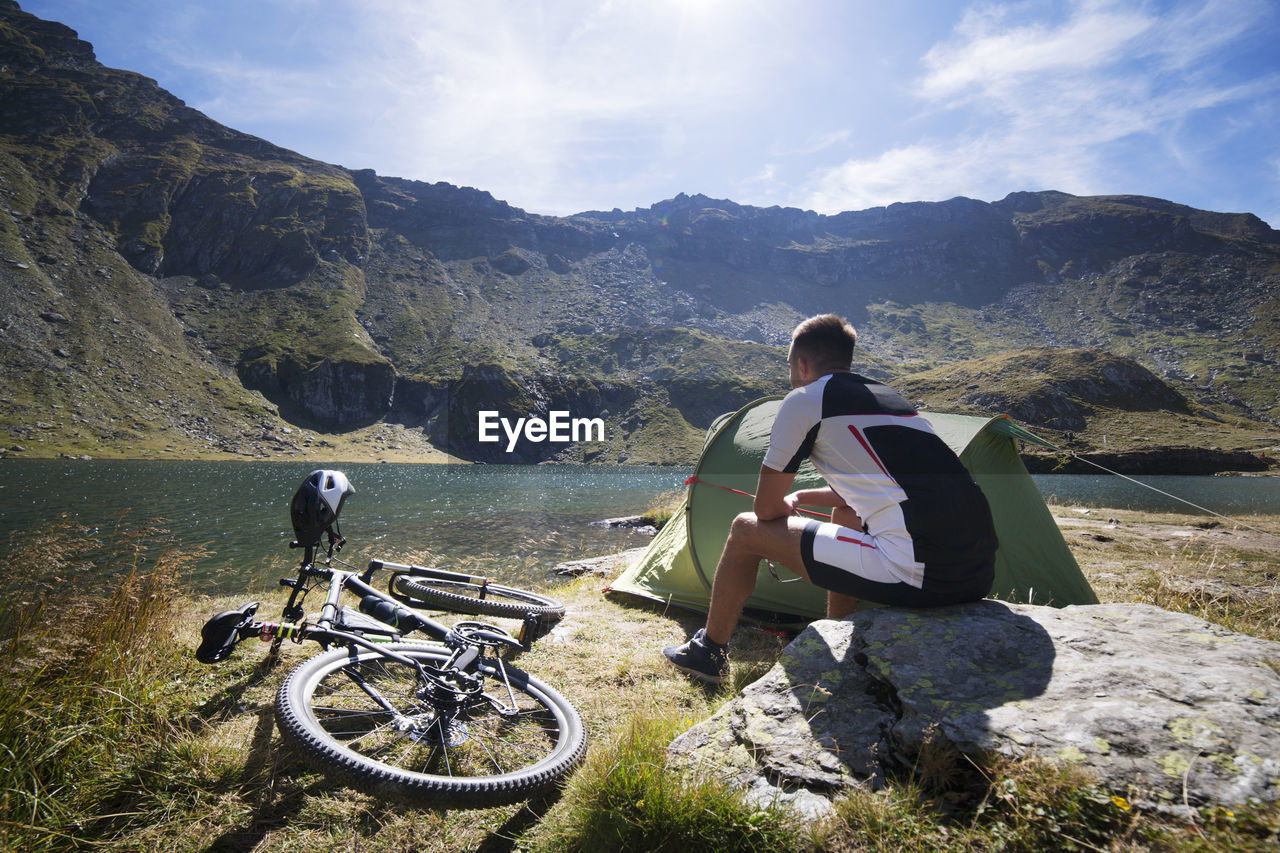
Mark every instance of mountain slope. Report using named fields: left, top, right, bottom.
left=1, top=1, right=1276, bottom=466
left=893, top=347, right=1272, bottom=449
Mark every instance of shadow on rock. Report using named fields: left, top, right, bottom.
left=670, top=599, right=1280, bottom=818
left=667, top=600, right=1056, bottom=818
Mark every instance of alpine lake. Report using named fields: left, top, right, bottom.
left=1, top=459, right=1277, bottom=595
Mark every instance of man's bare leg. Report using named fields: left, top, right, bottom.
left=826, top=590, right=860, bottom=619
left=704, top=512, right=809, bottom=646
left=825, top=505, right=863, bottom=620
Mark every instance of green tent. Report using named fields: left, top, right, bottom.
left=607, top=396, right=1097, bottom=620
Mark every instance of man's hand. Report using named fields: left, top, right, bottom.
left=782, top=487, right=863, bottom=527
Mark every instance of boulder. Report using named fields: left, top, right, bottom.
left=668, top=601, right=1280, bottom=819
left=552, top=547, right=647, bottom=578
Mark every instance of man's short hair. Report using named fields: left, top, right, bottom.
left=791, top=314, right=858, bottom=369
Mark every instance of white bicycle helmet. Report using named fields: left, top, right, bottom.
left=290, top=469, right=355, bottom=547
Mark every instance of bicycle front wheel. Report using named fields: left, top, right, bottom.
left=393, top=574, right=566, bottom=621
left=276, top=643, right=586, bottom=806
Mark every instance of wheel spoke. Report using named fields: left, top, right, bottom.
left=278, top=643, right=584, bottom=804
left=464, top=713, right=558, bottom=768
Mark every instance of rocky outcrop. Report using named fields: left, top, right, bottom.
left=551, top=547, right=648, bottom=577
left=239, top=354, right=394, bottom=427
left=896, top=348, right=1194, bottom=433
left=668, top=601, right=1280, bottom=819
left=81, top=149, right=369, bottom=284
left=0, top=0, right=369, bottom=286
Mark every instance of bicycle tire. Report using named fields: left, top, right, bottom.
left=393, top=575, right=566, bottom=621
left=275, top=643, right=586, bottom=806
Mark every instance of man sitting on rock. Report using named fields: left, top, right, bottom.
left=664, top=313, right=999, bottom=683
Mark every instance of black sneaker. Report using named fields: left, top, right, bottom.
left=663, top=628, right=729, bottom=684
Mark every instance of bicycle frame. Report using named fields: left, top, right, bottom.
left=197, top=540, right=526, bottom=667
left=372, top=559, right=503, bottom=592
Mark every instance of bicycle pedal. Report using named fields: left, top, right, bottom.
left=517, top=611, right=555, bottom=647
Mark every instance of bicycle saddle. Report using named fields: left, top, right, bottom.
left=195, top=601, right=260, bottom=664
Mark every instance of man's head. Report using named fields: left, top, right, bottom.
left=788, top=314, right=857, bottom=387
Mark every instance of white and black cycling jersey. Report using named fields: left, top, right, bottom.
left=762, top=371, right=997, bottom=588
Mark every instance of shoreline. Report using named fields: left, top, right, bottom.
left=1021, top=445, right=1275, bottom=476
left=2, top=447, right=1276, bottom=477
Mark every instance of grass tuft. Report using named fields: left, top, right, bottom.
left=638, top=487, right=686, bottom=530
left=532, top=713, right=809, bottom=853
left=0, top=519, right=199, bottom=852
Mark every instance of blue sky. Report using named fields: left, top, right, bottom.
left=20, top=0, right=1280, bottom=226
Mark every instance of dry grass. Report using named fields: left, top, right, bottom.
left=5, top=503, right=1280, bottom=851
left=65, top=566, right=791, bottom=852
left=1052, top=505, right=1280, bottom=640
left=0, top=518, right=198, bottom=852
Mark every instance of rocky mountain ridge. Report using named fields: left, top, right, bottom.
left=1, top=1, right=1277, bottom=465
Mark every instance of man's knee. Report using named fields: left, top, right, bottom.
left=728, top=512, right=757, bottom=539
left=727, top=511, right=802, bottom=562
left=728, top=512, right=778, bottom=552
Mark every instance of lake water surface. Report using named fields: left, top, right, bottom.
left=2, top=460, right=1276, bottom=594
left=1, top=461, right=691, bottom=593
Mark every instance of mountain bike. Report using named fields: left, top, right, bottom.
left=194, top=472, right=586, bottom=807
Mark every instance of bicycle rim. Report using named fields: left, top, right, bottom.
left=393, top=575, right=566, bottom=620
left=276, top=643, right=586, bottom=806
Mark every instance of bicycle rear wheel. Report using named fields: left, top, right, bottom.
left=393, top=574, right=566, bottom=621
left=276, top=643, right=586, bottom=806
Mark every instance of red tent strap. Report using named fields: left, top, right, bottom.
left=684, top=475, right=832, bottom=520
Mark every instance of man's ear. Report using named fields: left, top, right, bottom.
left=794, top=353, right=812, bottom=380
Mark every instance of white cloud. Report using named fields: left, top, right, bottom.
left=799, top=0, right=1280, bottom=214
left=918, top=1, right=1152, bottom=104
left=135, top=0, right=788, bottom=212
left=779, top=129, right=854, bottom=159
left=805, top=145, right=955, bottom=212
left=349, top=0, right=781, bottom=211
left=76, top=0, right=1274, bottom=217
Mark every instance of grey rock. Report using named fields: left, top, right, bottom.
left=552, top=548, right=648, bottom=578
left=589, top=516, right=658, bottom=535
left=668, top=601, right=1280, bottom=818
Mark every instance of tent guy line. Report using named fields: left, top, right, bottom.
left=1033, top=438, right=1280, bottom=542
left=684, top=476, right=833, bottom=520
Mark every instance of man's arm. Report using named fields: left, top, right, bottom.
left=753, top=465, right=797, bottom=521
left=786, top=487, right=846, bottom=509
